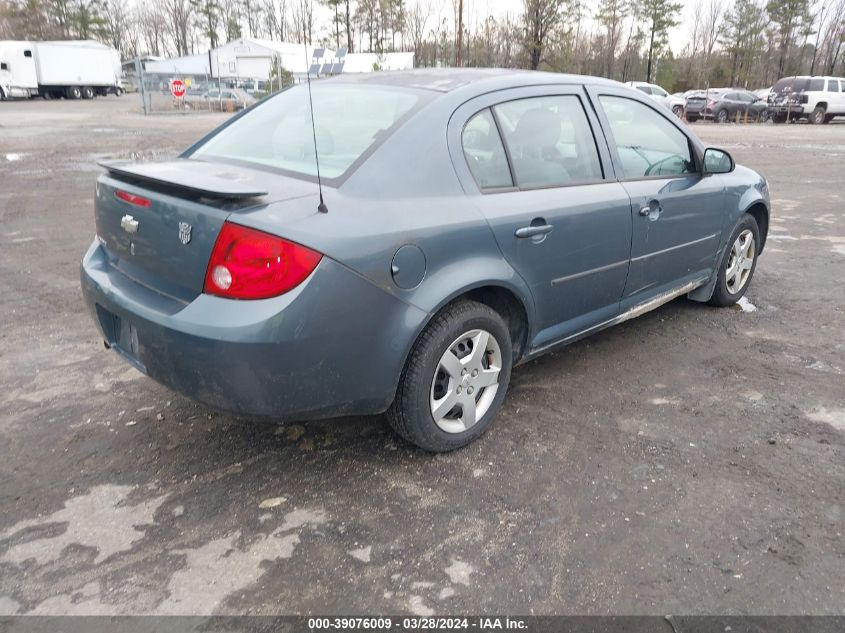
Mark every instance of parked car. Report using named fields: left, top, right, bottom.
left=702, top=89, right=770, bottom=123
left=625, top=81, right=686, bottom=116
left=181, top=87, right=256, bottom=111
left=81, top=70, right=770, bottom=452
left=683, top=89, right=727, bottom=122
left=768, top=75, right=845, bottom=124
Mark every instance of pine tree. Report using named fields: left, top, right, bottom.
left=641, top=0, right=683, bottom=82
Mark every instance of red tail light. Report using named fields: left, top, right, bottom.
left=707, top=99, right=717, bottom=108
left=203, top=222, right=322, bottom=300
left=115, top=190, right=151, bottom=208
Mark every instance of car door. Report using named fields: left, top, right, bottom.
left=448, top=86, right=633, bottom=349
left=587, top=86, right=725, bottom=304
left=831, top=79, right=845, bottom=114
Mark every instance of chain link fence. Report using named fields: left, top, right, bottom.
left=129, top=62, right=295, bottom=114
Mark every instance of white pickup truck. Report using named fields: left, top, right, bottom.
left=0, top=40, right=122, bottom=101
left=767, top=76, right=845, bottom=124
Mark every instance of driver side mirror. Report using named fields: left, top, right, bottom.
left=703, top=148, right=734, bottom=174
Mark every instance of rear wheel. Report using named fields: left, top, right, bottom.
left=809, top=106, right=826, bottom=124
left=710, top=214, right=760, bottom=307
left=65, top=86, right=82, bottom=99
left=387, top=301, right=513, bottom=452
left=81, top=86, right=95, bottom=99
left=672, top=105, right=684, bottom=118
left=757, top=110, right=770, bottom=123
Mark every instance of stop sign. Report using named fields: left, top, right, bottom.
left=170, top=79, right=186, bottom=98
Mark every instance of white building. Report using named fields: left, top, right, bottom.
left=144, top=53, right=210, bottom=76
left=142, top=39, right=414, bottom=82
left=212, top=39, right=331, bottom=79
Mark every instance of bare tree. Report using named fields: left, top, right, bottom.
left=137, top=1, right=169, bottom=56
left=405, top=1, right=430, bottom=59
left=160, top=0, right=194, bottom=55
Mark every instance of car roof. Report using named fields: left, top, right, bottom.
left=329, top=68, right=622, bottom=93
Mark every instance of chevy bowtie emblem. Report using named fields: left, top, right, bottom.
left=178, top=221, right=192, bottom=245
left=120, top=214, right=139, bottom=234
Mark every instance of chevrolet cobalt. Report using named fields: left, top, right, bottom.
left=81, top=70, right=770, bottom=452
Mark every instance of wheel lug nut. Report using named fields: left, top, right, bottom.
left=471, top=369, right=478, bottom=377
left=457, top=386, right=462, bottom=394
left=468, top=387, right=474, bottom=395
left=461, top=368, right=468, bottom=376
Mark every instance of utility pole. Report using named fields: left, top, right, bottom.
left=456, top=0, right=464, bottom=67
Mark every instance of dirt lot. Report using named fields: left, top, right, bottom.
left=0, top=97, right=843, bottom=616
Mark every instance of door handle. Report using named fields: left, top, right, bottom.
left=515, top=224, right=554, bottom=238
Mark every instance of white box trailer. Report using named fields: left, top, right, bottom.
left=0, top=40, right=122, bottom=100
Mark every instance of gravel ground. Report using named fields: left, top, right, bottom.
left=0, top=97, right=843, bottom=616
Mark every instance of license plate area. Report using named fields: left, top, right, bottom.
left=95, top=304, right=147, bottom=373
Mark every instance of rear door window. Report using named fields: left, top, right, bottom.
left=599, top=95, right=695, bottom=179
left=462, top=109, right=513, bottom=190
left=808, top=78, right=825, bottom=91
left=493, top=95, right=603, bottom=189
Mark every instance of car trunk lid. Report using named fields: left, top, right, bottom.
left=95, top=159, right=318, bottom=303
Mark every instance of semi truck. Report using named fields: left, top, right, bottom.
left=0, top=40, right=122, bottom=100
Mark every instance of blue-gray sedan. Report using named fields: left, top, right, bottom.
left=81, top=69, right=770, bottom=452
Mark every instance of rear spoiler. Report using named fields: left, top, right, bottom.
left=98, top=159, right=269, bottom=200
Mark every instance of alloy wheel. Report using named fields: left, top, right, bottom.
left=726, top=229, right=755, bottom=295
left=429, top=329, right=502, bottom=434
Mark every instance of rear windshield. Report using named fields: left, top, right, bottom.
left=772, top=77, right=810, bottom=93
left=191, top=82, right=426, bottom=182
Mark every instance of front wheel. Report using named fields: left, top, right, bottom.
left=672, top=105, right=684, bottom=118
left=387, top=301, right=513, bottom=452
left=716, top=109, right=729, bottom=124
left=710, top=215, right=761, bottom=307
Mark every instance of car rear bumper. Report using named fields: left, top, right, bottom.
left=80, top=239, right=427, bottom=420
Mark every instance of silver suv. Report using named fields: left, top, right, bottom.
left=768, top=76, right=845, bottom=124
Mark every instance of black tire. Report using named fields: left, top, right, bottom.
left=672, top=105, right=684, bottom=118
left=709, top=214, right=761, bottom=307
left=809, top=106, right=826, bottom=124
left=824, top=114, right=835, bottom=123
left=81, top=86, right=94, bottom=99
left=757, top=110, right=770, bottom=123
left=0, top=87, right=6, bottom=101
left=716, top=109, right=729, bottom=123
left=42, top=90, right=53, bottom=100
left=387, top=300, right=513, bottom=452
left=65, top=86, right=82, bottom=99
